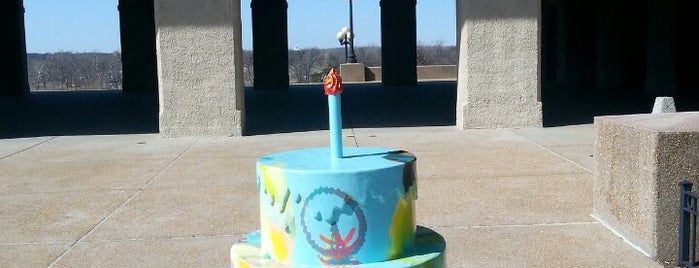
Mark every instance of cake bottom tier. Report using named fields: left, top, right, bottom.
left=231, top=226, right=445, bottom=268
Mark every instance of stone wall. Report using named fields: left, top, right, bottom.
left=343, top=65, right=457, bottom=82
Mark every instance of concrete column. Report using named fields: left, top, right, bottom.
left=118, top=0, right=158, bottom=94
left=676, top=0, right=698, bottom=93
left=541, top=0, right=567, bottom=85
left=0, top=0, right=29, bottom=96
left=380, top=0, right=417, bottom=87
left=617, top=0, right=646, bottom=90
left=594, top=0, right=622, bottom=89
left=564, top=0, right=596, bottom=88
left=553, top=0, right=567, bottom=84
left=251, top=0, right=289, bottom=90
left=676, top=1, right=699, bottom=92
left=154, top=0, right=245, bottom=136
left=645, top=0, right=677, bottom=96
left=456, top=0, right=542, bottom=129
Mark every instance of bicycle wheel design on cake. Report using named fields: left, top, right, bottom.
left=300, top=186, right=367, bottom=265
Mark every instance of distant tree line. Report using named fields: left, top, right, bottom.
left=27, top=43, right=456, bottom=89
left=245, top=43, right=457, bottom=86
left=27, top=52, right=122, bottom=91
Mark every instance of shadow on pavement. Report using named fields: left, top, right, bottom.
left=0, top=82, right=458, bottom=139
left=0, top=90, right=159, bottom=139
left=542, top=84, right=699, bottom=127
left=244, top=81, right=458, bottom=135
left=2, top=81, right=695, bottom=138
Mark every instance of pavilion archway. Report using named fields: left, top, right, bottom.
left=0, top=0, right=158, bottom=96
left=249, top=0, right=419, bottom=90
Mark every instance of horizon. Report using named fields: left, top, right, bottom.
left=22, top=0, right=456, bottom=53
left=24, top=43, right=458, bottom=55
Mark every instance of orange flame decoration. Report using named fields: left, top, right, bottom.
left=324, top=68, right=343, bottom=95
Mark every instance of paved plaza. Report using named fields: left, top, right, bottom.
left=0, top=124, right=662, bottom=267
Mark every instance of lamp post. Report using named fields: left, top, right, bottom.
left=336, top=27, right=351, bottom=63
left=336, top=0, right=357, bottom=63
left=347, top=0, right=357, bottom=63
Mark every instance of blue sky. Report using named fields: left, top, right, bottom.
left=23, top=0, right=455, bottom=53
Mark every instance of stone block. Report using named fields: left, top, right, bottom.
left=416, top=65, right=457, bottom=81
left=365, top=67, right=382, bottom=82
left=593, top=112, right=699, bottom=263
left=339, top=63, right=366, bottom=82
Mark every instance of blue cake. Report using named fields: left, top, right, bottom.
left=231, top=69, right=444, bottom=267
left=230, top=147, right=445, bottom=267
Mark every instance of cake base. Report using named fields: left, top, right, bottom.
left=231, top=226, right=445, bottom=268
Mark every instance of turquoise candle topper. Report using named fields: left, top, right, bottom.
left=324, top=68, right=344, bottom=159
left=328, top=94, right=342, bottom=159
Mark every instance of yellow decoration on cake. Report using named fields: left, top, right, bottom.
left=268, top=224, right=290, bottom=260
left=259, top=164, right=287, bottom=206
left=232, top=259, right=250, bottom=268
left=259, top=163, right=297, bottom=262
left=387, top=196, right=415, bottom=259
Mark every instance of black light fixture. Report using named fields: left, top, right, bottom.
left=336, top=0, right=357, bottom=63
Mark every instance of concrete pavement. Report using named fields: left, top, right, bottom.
left=0, top=125, right=661, bottom=267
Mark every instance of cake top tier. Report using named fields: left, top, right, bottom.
left=258, top=147, right=415, bottom=173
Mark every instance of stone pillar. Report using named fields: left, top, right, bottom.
left=540, top=0, right=552, bottom=84
left=380, top=0, right=417, bottom=87
left=118, top=0, right=158, bottom=94
left=553, top=0, right=567, bottom=84
left=251, top=0, right=289, bottom=90
left=0, top=0, right=29, bottom=96
left=676, top=0, right=698, bottom=93
left=456, top=0, right=542, bottom=129
left=563, top=0, right=596, bottom=88
left=541, top=0, right=566, bottom=85
left=617, top=0, right=647, bottom=90
left=594, top=0, right=622, bottom=89
left=645, top=0, right=677, bottom=96
left=154, top=0, right=245, bottom=136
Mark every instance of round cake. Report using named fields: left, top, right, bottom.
left=256, top=147, right=417, bottom=265
left=231, top=69, right=444, bottom=267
